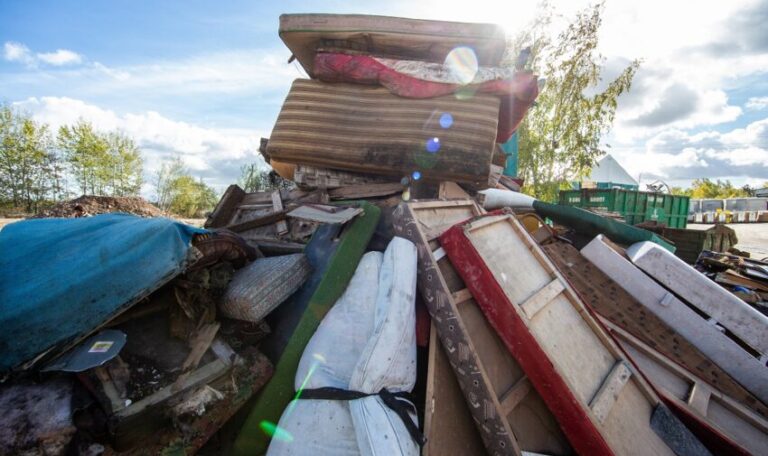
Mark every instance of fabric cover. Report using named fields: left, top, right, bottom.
left=220, top=253, right=312, bottom=322
left=313, top=53, right=539, bottom=143
left=0, top=214, right=203, bottom=373
left=267, top=237, right=418, bottom=456
left=278, top=13, right=507, bottom=76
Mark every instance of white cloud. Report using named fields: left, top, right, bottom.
left=12, top=97, right=268, bottom=196
left=3, top=41, right=84, bottom=67
left=3, top=41, right=33, bottom=64
left=747, top=96, right=768, bottom=110
left=36, top=49, right=82, bottom=66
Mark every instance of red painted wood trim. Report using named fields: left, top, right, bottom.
left=440, top=220, right=615, bottom=456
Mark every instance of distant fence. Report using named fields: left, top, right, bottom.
left=689, top=198, right=768, bottom=223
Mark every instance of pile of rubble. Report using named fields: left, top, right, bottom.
left=33, top=195, right=163, bottom=219
left=1, top=13, right=767, bottom=456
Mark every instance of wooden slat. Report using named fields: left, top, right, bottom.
left=589, top=362, right=632, bottom=424
left=541, top=241, right=768, bottom=419
left=499, top=376, right=532, bottom=417
left=423, top=323, right=486, bottom=456
left=328, top=182, right=404, bottom=200
left=393, top=200, right=571, bottom=456
left=451, top=288, right=472, bottom=305
left=519, top=278, right=564, bottom=319
left=602, top=317, right=768, bottom=456
left=286, top=205, right=362, bottom=224
left=441, top=213, right=700, bottom=456
left=271, top=191, right=289, bottom=235
left=582, top=235, right=768, bottom=404
left=627, top=242, right=768, bottom=356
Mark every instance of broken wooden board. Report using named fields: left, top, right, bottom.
left=287, top=204, right=362, bottom=224
left=271, top=191, right=289, bottom=235
left=293, top=164, right=391, bottom=188
left=441, top=213, right=706, bottom=456
left=626, top=241, right=768, bottom=356
left=438, top=181, right=471, bottom=200
left=393, top=200, right=571, bottom=456
left=423, top=323, right=486, bottom=456
left=267, top=79, right=499, bottom=186
left=205, top=184, right=246, bottom=228
left=582, top=235, right=768, bottom=405
left=106, top=349, right=273, bottom=455
left=541, top=241, right=768, bottom=419
left=602, top=318, right=768, bottom=456
left=328, top=182, right=405, bottom=200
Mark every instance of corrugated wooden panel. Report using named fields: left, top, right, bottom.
left=267, top=79, right=499, bottom=186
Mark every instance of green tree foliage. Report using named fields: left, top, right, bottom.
left=678, top=178, right=751, bottom=199
left=508, top=2, right=640, bottom=201
left=0, top=104, right=61, bottom=212
left=154, top=156, right=218, bottom=218
left=57, top=121, right=143, bottom=197
left=239, top=163, right=293, bottom=192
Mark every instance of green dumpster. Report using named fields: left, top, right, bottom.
left=559, top=188, right=690, bottom=229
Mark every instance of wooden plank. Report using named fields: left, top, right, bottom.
left=328, top=182, right=404, bottom=200
left=393, top=200, right=571, bottom=456
left=589, top=362, right=632, bottom=424
left=602, top=318, right=768, bottom=456
left=438, top=181, right=471, bottom=199
left=627, top=242, right=768, bottom=356
left=226, top=210, right=287, bottom=233
left=451, top=288, right=472, bottom=305
left=541, top=240, right=768, bottom=419
left=441, top=214, right=702, bottom=456
left=173, top=323, right=221, bottom=392
left=271, top=191, right=289, bottom=235
left=582, top=235, right=768, bottom=404
left=499, top=376, right=532, bottom=417
left=286, top=205, right=362, bottom=224
left=205, top=184, right=245, bottom=228
left=687, top=383, right=712, bottom=416
left=520, top=278, right=564, bottom=319
left=423, top=323, right=487, bottom=456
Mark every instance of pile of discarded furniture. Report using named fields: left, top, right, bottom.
left=2, top=12, right=768, bottom=456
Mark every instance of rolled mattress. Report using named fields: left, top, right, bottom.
left=267, top=79, right=500, bottom=186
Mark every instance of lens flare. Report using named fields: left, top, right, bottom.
left=444, top=46, right=478, bottom=85
left=439, top=113, right=453, bottom=129
left=412, top=171, right=421, bottom=180
left=260, top=421, right=294, bottom=442
left=426, top=137, right=440, bottom=153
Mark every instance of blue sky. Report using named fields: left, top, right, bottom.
left=2, top=0, right=767, bottom=196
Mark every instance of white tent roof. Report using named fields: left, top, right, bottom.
left=588, top=154, right=638, bottom=186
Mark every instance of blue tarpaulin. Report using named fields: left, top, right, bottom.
left=0, top=214, right=206, bottom=372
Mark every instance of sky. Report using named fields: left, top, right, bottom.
left=1, top=0, right=767, bottom=197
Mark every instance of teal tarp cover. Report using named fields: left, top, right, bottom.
left=0, top=214, right=205, bottom=373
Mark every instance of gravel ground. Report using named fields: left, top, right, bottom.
left=688, top=223, right=768, bottom=259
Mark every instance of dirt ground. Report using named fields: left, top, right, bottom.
left=688, top=223, right=768, bottom=260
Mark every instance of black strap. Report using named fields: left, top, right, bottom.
left=298, top=386, right=426, bottom=447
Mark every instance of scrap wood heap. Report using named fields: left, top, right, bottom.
left=2, top=12, right=768, bottom=456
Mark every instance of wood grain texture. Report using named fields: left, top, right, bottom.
left=627, top=241, right=768, bottom=355
left=541, top=240, right=768, bottom=419
left=268, top=79, right=499, bottom=185
left=581, top=235, right=768, bottom=405
left=441, top=213, right=689, bottom=456
left=392, top=201, right=570, bottom=456
left=423, top=323, right=487, bottom=456
left=603, top=318, right=768, bottom=456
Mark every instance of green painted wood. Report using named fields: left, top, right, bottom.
left=232, top=202, right=381, bottom=456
